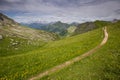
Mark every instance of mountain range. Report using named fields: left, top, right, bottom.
left=21, top=20, right=110, bottom=37
left=21, top=21, right=79, bottom=36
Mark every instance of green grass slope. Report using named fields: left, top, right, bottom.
left=0, top=36, right=46, bottom=57
left=67, top=26, right=77, bottom=37
left=0, top=27, right=103, bottom=80
left=40, top=22, right=120, bottom=80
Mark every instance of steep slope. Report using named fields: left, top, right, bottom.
left=0, top=13, right=58, bottom=41
left=40, top=21, right=120, bottom=80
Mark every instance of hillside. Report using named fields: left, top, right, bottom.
left=73, top=21, right=110, bottom=35
left=0, top=23, right=103, bottom=80
left=0, top=13, right=59, bottom=56
left=40, top=21, right=120, bottom=80
left=0, top=13, right=58, bottom=41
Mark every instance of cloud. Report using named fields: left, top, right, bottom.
left=0, top=0, right=120, bottom=23
left=115, top=9, right=120, bottom=14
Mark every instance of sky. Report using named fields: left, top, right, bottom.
left=0, top=0, right=120, bottom=23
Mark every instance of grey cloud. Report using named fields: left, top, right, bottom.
left=80, top=0, right=120, bottom=6
left=0, top=0, right=120, bottom=23
left=0, top=0, right=26, bottom=11
left=0, top=0, right=120, bottom=11
left=41, top=0, right=120, bottom=7
left=0, top=0, right=25, bottom=6
left=115, top=9, right=120, bottom=14
left=0, top=0, right=13, bottom=6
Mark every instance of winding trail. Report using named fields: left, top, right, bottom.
left=29, top=27, right=108, bottom=80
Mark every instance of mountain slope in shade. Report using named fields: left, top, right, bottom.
left=46, top=21, right=70, bottom=36
left=73, top=21, right=110, bottom=35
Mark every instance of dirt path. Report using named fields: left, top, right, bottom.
left=29, top=27, right=108, bottom=80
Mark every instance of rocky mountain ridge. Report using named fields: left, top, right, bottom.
left=0, top=13, right=58, bottom=42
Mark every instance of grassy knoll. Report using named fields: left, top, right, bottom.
left=40, top=22, right=120, bottom=80
left=0, top=28, right=103, bottom=80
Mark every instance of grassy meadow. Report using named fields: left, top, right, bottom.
left=0, top=27, right=103, bottom=80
